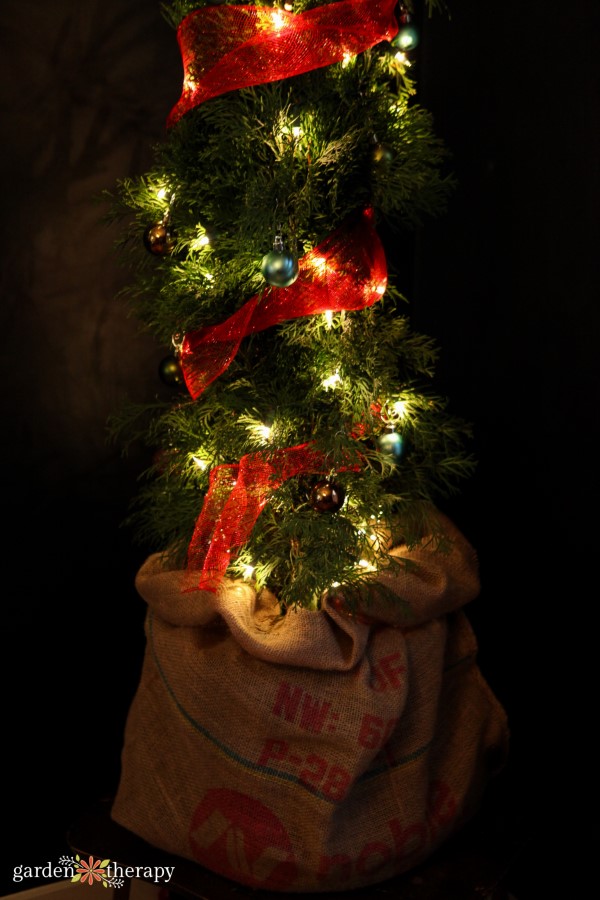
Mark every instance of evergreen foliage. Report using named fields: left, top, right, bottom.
left=106, top=0, right=474, bottom=611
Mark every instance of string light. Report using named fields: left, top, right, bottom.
left=322, top=370, right=341, bottom=390
left=324, top=310, right=334, bottom=328
left=394, top=50, right=412, bottom=67
left=192, top=456, right=209, bottom=470
left=190, top=231, right=211, bottom=251
left=271, top=9, right=286, bottom=30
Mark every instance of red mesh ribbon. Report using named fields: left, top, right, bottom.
left=186, top=442, right=358, bottom=591
left=181, top=206, right=387, bottom=400
left=167, top=0, right=399, bottom=127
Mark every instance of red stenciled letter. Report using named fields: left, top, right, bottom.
left=257, top=739, right=289, bottom=767
left=272, top=682, right=303, bottom=722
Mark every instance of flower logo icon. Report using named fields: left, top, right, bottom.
left=71, top=855, right=111, bottom=887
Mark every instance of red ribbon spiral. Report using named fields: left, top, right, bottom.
left=181, top=206, right=387, bottom=400
left=167, top=0, right=399, bottom=127
left=186, top=442, right=359, bottom=591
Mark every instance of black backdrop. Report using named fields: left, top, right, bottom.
left=1, top=0, right=598, bottom=894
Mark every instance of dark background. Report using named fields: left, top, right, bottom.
left=1, top=0, right=598, bottom=895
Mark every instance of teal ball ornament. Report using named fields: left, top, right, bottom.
left=379, top=430, right=405, bottom=460
left=392, top=23, right=420, bottom=52
left=261, top=249, right=299, bottom=287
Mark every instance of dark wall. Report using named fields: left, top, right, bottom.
left=1, top=0, right=182, bottom=887
left=417, top=0, right=599, bottom=786
left=1, top=0, right=598, bottom=893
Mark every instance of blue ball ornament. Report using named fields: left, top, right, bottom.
left=379, top=430, right=405, bottom=460
left=261, top=247, right=299, bottom=287
left=393, top=24, right=420, bottom=51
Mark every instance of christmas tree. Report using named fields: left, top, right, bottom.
left=106, top=0, right=475, bottom=612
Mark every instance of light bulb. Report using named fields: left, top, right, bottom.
left=322, top=371, right=341, bottom=390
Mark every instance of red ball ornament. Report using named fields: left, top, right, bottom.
left=310, top=480, right=346, bottom=513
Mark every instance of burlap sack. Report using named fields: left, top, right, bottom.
left=111, top=511, right=509, bottom=893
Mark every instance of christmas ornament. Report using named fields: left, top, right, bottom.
left=392, top=7, right=420, bottom=51
left=261, top=233, right=299, bottom=287
left=372, top=141, right=394, bottom=166
left=379, top=429, right=405, bottom=460
left=310, top=480, right=346, bottom=513
left=158, top=354, right=184, bottom=387
left=143, top=221, right=176, bottom=256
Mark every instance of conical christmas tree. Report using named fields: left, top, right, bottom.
left=107, top=0, right=475, bottom=612
left=108, top=4, right=509, bottom=891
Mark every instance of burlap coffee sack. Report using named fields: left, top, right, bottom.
left=112, top=512, right=509, bottom=892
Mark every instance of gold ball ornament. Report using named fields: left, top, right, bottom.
left=143, top=221, right=176, bottom=256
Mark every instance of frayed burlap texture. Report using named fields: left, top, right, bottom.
left=111, top=511, right=509, bottom=893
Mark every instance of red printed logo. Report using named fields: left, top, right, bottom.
left=189, top=788, right=298, bottom=890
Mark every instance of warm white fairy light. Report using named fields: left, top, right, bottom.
left=322, top=370, right=341, bottom=390
left=190, top=232, right=211, bottom=251
left=310, top=256, right=327, bottom=271
left=358, top=559, right=376, bottom=572
left=242, top=564, right=255, bottom=579
left=393, top=400, right=408, bottom=418
left=157, top=187, right=168, bottom=201
left=192, top=456, right=208, bottom=470
left=342, top=52, right=353, bottom=67
left=324, top=310, right=334, bottom=328
left=271, top=9, right=286, bottom=29
left=258, top=424, right=272, bottom=440
left=394, top=51, right=412, bottom=67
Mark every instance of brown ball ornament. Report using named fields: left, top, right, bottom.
left=143, top=221, right=175, bottom=256
left=158, top=355, right=184, bottom=387
left=310, top=480, right=346, bottom=513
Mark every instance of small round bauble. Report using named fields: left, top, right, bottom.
left=310, top=480, right=346, bottom=513
left=392, top=23, right=420, bottom=51
left=143, top=221, right=175, bottom=256
left=372, top=142, right=394, bottom=166
left=261, top=249, right=299, bottom=287
left=158, top=355, right=184, bottom=387
left=379, top=430, right=405, bottom=460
